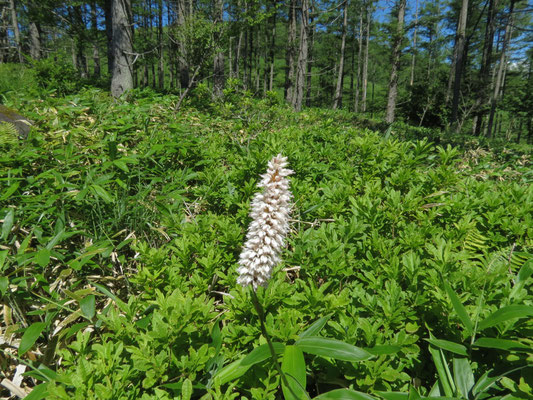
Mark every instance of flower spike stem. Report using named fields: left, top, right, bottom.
left=250, top=287, right=301, bottom=400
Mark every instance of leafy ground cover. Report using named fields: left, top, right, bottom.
left=0, top=87, right=532, bottom=399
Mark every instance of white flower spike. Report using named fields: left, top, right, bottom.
left=237, top=154, right=293, bottom=290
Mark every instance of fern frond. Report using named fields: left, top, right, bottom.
left=0, top=121, right=19, bottom=146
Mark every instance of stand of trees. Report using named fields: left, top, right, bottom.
left=0, top=0, right=531, bottom=141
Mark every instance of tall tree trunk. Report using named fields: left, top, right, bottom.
left=9, top=0, right=22, bottom=63
left=333, top=0, right=348, bottom=109
left=449, top=0, right=469, bottom=129
left=409, top=0, right=418, bottom=86
left=177, top=0, right=190, bottom=89
left=306, top=11, right=314, bottom=107
left=354, top=7, right=363, bottom=112
left=361, top=4, right=371, bottom=112
left=91, top=1, right=101, bottom=77
left=385, top=0, right=406, bottom=124
left=473, top=0, right=498, bottom=136
left=486, top=0, right=515, bottom=138
left=292, top=0, right=309, bottom=111
left=0, top=7, right=7, bottom=63
left=104, top=0, right=114, bottom=74
left=111, top=0, right=134, bottom=97
left=158, top=0, right=164, bottom=89
left=268, top=1, right=277, bottom=91
left=213, top=0, right=225, bottom=97
left=285, top=0, right=297, bottom=103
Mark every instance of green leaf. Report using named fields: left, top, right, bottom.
left=295, top=337, right=373, bottom=362
left=428, top=341, right=455, bottom=397
left=282, top=345, right=307, bottom=400
left=365, top=345, right=402, bottom=356
left=214, top=343, right=285, bottom=385
left=92, top=283, right=128, bottom=313
left=473, top=338, right=532, bottom=353
left=425, top=339, right=468, bottom=356
left=314, top=389, right=376, bottom=399
left=90, top=184, right=114, bottom=203
left=299, top=314, right=332, bottom=338
left=444, top=281, right=473, bottom=335
left=23, top=383, right=49, bottom=400
left=241, top=342, right=285, bottom=366
left=0, top=250, right=7, bottom=271
left=34, top=248, right=50, bottom=267
left=375, top=392, right=408, bottom=400
left=0, top=276, right=8, bottom=296
left=478, top=305, right=533, bottom=330
left=113, top=159, right=129, bottom=172
left=19, top=322, right=47, bottom=356
left=181, top=378, right=192, bottom=400
left=453, top=358, right=474, bottom=399
left=1, top=208, right=14, bottom=240
left=0, top=181, right=20, bottom=201
left=80, top=295, right=96, bottom=319
left=510, top=259, right=533, bottom=299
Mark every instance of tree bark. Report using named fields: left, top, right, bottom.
left=409, top=0, right=418, bottom=87
left=385, top=0, right=406, bottom=124
left=111, top=0, right=134, bottom=98
left=473, top=0, right=498, bottom=136
left=333, top=0, right=348, bottom=109
left=285, top=0, right=297, bottom=103
left=213, top=0, right=225, bottom=97
left=361, top=4, right=371, bottom=112
left=354, top=7, right=363, bottom=112
left=90, top=1, right=101, bottom=77
left=449, top=0, right=469, bottom=129
left=268, top=1, right=277, bottom=91
left=9, top=0, right=22, bottom=63
left=104, top=0, right=114, bottom=75
left=486, top=0, right=515, bottom=138
left=158, top=0, right=164, bottom=89
left=292, top=0, right=309, bottom=111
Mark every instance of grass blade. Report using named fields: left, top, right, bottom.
left=444, top=281, right=473, bottom=335
left=478, top=305, right=533, bottom=330
left=295, top=337, right=373, bottom=362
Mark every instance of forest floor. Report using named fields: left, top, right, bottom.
left=0, top=87, right=532, bottom=399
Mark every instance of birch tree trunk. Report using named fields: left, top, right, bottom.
left=333, top=0, right=348, bottom=110
left=385, top=0, right=406, bottom=124
left=111, top=0, right=134, bottom=98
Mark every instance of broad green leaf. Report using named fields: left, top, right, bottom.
left=299, top=314, right=332, bottom=338
left=90, top=184, right=114, bottom=203
left=92, top=283, right=128, bottom=313
left=444, top=281, right=473, bottom=335
left=1, top=209, right=14, bottom=240
left=510, top=259, right=533, bottom=299
left=241, top=342, right=285, bottom=366
left=425, top=339, right=468, bottom=356
left=282, top=345, right=307, bottom=400
left=473, top=338, right=531, bottom=353
left=478, top=305, right=533, bottom=330
left=0, top=276, right=8, bottom=295
left=214, top=343, right=285, bottom=385
left=408, top=385, right=422, bottom=400
left=453, top=358, right=474, bottom=399
left=314, top=389, right=376, bottom=400
left=365, top=345, right=402, bottom=356
left=375, top=392, right=408, bottom=400
left=472, top=366, right=529, bottom=398
left=0, top=250, right=8, bottom=271
left=428, top=342, right=455, bottom=397
left=181, top=378, right=192, bottom=400
left=80, top=295, right=96, bottom=319
left=113, top=159, right=129, bottom=172
left=19, top=322, right=47, bottom=356
left=23, top=383, right=49, bottom=400
left=295, top=337, right=373, bottom=362
left=34, top=248, right=50, bottom=267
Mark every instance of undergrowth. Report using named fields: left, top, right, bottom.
left=0, top=87, right=531, bottom=399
